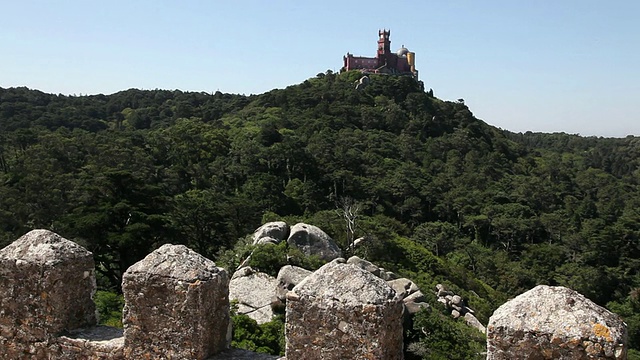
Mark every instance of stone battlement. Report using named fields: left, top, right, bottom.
left=0, top=230, right=234, bottom=360
left=0, top=230, right=629, bottom=359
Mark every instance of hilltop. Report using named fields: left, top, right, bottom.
left=0, top=71, right=638, bottom=358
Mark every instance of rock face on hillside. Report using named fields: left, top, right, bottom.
left=487, top=285, right=627, bottom=360
left=0, top=229, right=97, bottom=358
left=229, top=267, right=278, bottom=324
left=122, top=244, right=230, bottom=359
left=285, top=259, right=403, bottom=359
left=286, top=223, right=342, bottom=261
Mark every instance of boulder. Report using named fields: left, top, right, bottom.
left=256, top=236, right=279, bottom=246
left=286, top=223, right=342, bottom=261
left=346, top=236, right=366, bottom=251
left=229, top=267, right=278, bottom=324
left=403, top=290, right=426, bottom=304
left=436, top=283, right=453, bottom=297
left=252, top=221, right=289, bottom=245
left=464, top=312, right=486, bottom=334
left=231, top=266, right=254, bottom=280
left=451, top=294, right=463, bottom=306
left=275, top=265, right=312, bottom=301
left=384, top=271, right=399, bottom=280
left=487, top=285, right=627, bottom=359
left=346, top=255, right=381, bottom=277
left=404, top=301, right=430, bottom=316
left=286, top=261, right=403, bottom=359
left=387, top=277, right=420, bottom=300
left=122, top=244, right=229, bottom=359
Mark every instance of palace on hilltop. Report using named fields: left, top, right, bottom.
left=342, top=29, right=418, bottom=80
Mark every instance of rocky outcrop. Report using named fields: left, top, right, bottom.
left=229, top=267, right=279, bottom=324
left=122, top=244, right=230, bottom=359
left=275, top=265, right=312, bottom=302
left=0, top=229, right=97, bottom=359
left=252, top=222, right=289, bottom=245
left=286, top=222, right=342, bottom=261
left=487, top=285, right=628, bottom=360
left=434, top=283, right=484, bottom=332
left=285, top=259, right=404, bottom=359
left=354, top=75, right=370, bottom=90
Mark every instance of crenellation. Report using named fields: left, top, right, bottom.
left=122, top=244, right=230, bottom=359
left=0, top=229, right=97, bottom=358
left=285, top=260, right=404, bottom=359
left=0, top=230, right=629, bottom=359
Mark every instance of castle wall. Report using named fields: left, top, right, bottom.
left=0, top=230, right=231, bottom=360
left=344, top=55, right=378, bottom=70
left=0, top=229, right=629, bottom=359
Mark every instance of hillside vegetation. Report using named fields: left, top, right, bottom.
left=1, top=71, right=639, bottom=357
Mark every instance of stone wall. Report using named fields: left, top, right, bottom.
left=0, top=230, right=232, bottom=360
left=0, top=230, right=630, bottom=360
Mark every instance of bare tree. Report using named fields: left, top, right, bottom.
left=336, top=196, right=361, bottom=257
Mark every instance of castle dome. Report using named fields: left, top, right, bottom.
left=396, top=45, right=409, bottom=57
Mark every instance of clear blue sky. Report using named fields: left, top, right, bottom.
left=2, top=1, right=638, bottom=137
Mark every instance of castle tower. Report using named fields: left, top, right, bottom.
left=377, top=29, right=391, bottom=63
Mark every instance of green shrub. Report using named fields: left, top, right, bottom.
left=406, top=308, right=485, bottom=360
left=248, top=241, right=327, bottom=276
left=248, top=241, right=289, bottom=276
left=94, top=290, right=124, bottom=328
left=231, top=313, right=285, bottom=356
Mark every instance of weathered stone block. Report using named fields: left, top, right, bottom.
left=487, top=285, right=627, bottom=359
left=122, top=244, right=229, bottom=360
left=285, top=260, right=403, bottom=360
left=0, top=229, right=96, bottom=351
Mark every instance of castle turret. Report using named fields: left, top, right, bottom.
left=377, top=29, right=391, bottom=66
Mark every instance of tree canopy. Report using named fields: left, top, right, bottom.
left=1, top=71, right=639, bottom=357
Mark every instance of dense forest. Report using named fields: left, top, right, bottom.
left=1, top=71, right=639, bottom=358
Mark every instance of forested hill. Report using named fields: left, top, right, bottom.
left=1, top=70, right=639, bottom=355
